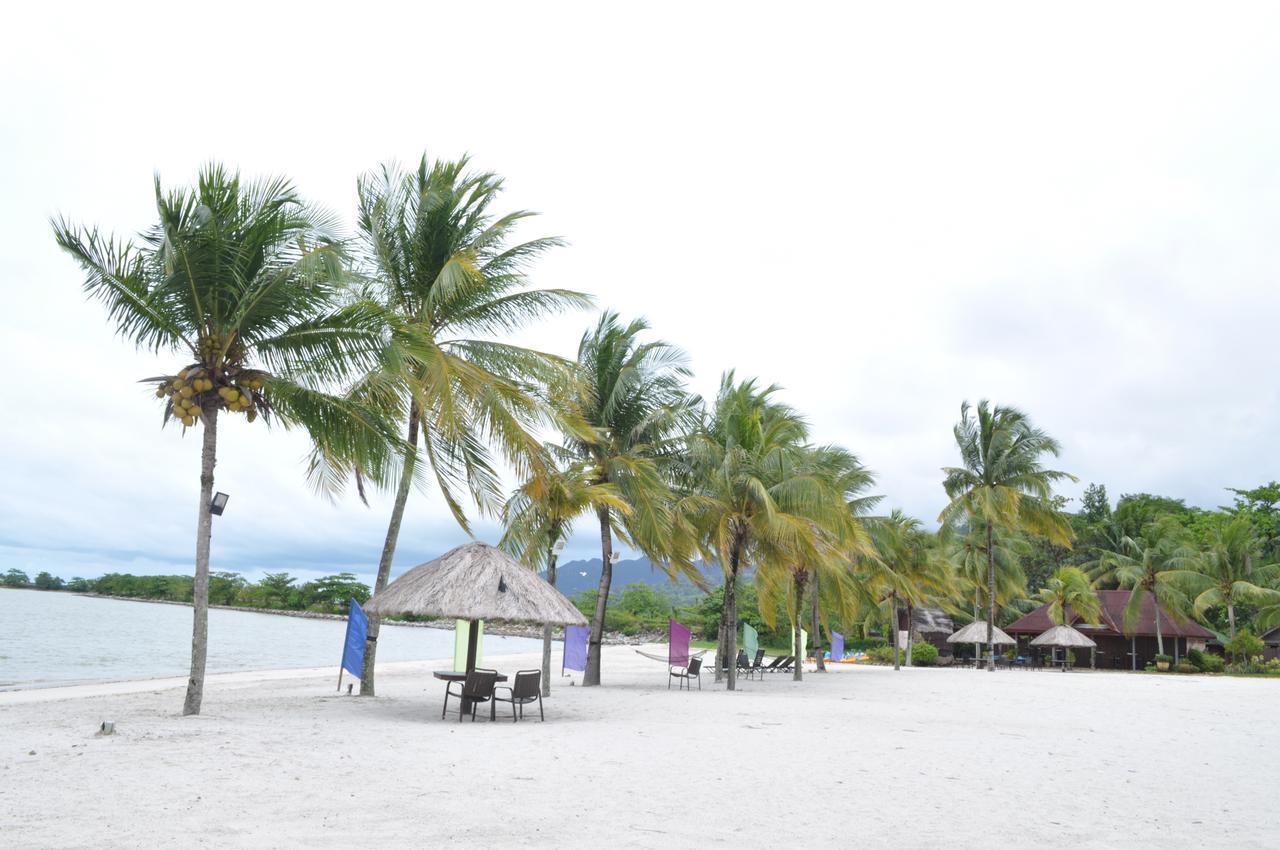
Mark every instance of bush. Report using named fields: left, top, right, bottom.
left=1200, top=654, right=1225, bottom=673
left=1185, top=648, right=1206, bottom=670
left=1175, top=661, right=1199, bottom=674
left=868, top=645, right=898, bottom=665
left=1225, top=631, right=1265, bottom=662
left=1154, top=654, right=1173, bottom=665
left=911, top=641, right=939, bottom=666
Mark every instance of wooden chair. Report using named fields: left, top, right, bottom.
left=442, top=668, right=499, bottom=722
left=493, top=670, right=544, bottom=722
left=669, top=656, right=703, bottom=691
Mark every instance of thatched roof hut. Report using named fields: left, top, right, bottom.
left=365, top=542, right=587, bottom=625
left=947, top=621, right=1016, bottom=646
left=1030, top=624, right=1097, bottom=649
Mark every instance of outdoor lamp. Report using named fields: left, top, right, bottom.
left=498, top=576, right=508, bottom=593
left=552, top=539, right=566, bottom=554
left=610, top=551, right=620, bottom=564
left=209, top=492, right=230, bottom=516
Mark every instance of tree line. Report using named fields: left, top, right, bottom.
left=54, top=156, right=1280, bottom=714
left=1, top=569, right=370, bottom=614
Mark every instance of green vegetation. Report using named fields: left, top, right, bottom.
left=911, top=640, right=940, bottom=666
left=19, top=570, right=371, bottom=615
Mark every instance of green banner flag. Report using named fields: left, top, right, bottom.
left=743, top=622, right=758, bottom=658
left=453, top=620, right=484, bottom=672
left=791, top=628, right=808, bottom=659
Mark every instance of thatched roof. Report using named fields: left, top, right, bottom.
left=1006, top=590, right=1213, bottom=639
left=1030, top=624, right=1097, bottom=649
left=364, top=542, right=588, bottom=626
left=913, top=607, right=955, bottom=634
left=947, top=620, right=1016, bottom=646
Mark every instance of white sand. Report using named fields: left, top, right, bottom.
left=1, top=647, right=1275, bottom=849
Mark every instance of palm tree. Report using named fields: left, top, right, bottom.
left=939, top=400, right=1075, bottom=671
left=500, top=452, right=628, bottom=696
left=1038, top=566, right=1102, bottom=627
left=563, top=313, right=697, bottom=686
left=1165, top=517, right=1280, bottom=640
left=753, top=445, right=877, bottom=681
left=942, top=519, right=1029, bottom=661
left=678, top=375, right=854, bottom=689
left=863, top=511, right=952, bottom=669
left=54, top=165, right=398, bottom=715
left=1088, top=518, right=1196, bottom=655
left=342, top=155, right=591, bottom=695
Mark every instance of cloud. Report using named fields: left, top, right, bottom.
left=2, top=2, right=1279, bottom=581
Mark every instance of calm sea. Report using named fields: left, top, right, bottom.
left=0, top=589, right=546, bottom=690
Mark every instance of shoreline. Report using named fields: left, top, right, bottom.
left=3, top=586, right=659, bottom=643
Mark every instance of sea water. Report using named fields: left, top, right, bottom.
left=0, top=589, right=546, bottom=690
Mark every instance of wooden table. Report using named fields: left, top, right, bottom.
left=433, top=670, right=508, bottom=716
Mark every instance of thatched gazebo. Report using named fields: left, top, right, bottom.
left=1030, top=624, right=1096, bottom=670
left=947, top=621, right=1016, bottom=646
left=364, top=542, right=587, bottom=673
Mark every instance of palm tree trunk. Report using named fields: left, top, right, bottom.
left=793, top=571, right=806, bottom=682
left=584, top=505, right=612, bottom=686
left=724, top=546, right=742, bottom=690
left=973, top=587, right=981, bottom=666
left=1227, top=600, right=1237, bottom=642
left=360, top=406, right=420, bottom=697
left=905, top=603, right=914, bottom=667
left=891, top=590, right=900, bottom=671
left=1154, top=599, right=1164, bottom=656
left=810, top=573, right=825, bottom=672
left=986, top=522, right=996, bottom=673
left=541, top=540, right=558, bottom=698
left=182, top=410, right=218, bottom=716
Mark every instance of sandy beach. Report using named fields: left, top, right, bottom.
left=1, top=646, right=1275, bottom=849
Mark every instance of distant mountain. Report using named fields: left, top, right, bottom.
left=549, top=557, right=719, bottom=601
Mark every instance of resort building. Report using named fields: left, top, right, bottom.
left=897, top=607, right=956, bottom=660
left=1006, top=589, right=1214, bottom=670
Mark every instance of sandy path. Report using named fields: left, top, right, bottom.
left=1, top=647, right=1274, bottom=849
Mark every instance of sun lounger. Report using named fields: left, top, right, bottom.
left=774, top=656, right=795, bottom=673
left=759, top=656, right=786, bottom=674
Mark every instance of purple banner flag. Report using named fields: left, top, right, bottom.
left=563, top=625, right=589, bottom=673
left=830, top=631, right=844, bottom=661
left=669, top=620, right=691, bottom=667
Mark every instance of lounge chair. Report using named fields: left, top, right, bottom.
left=669, top=656, right=703, bottom=691
left=442, top=668, right=499, bottom=722
left=774, top=656, right=795, bottom=673
left=736, top=650, right=752, bottom=677
left=493, top=669, right=544, bottom=722
left=759, top=656, right=786, bottom=674
left=746, top=649, right=766, bottom=678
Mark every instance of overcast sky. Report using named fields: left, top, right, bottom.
left=2, top=2, right=1278, bottom=585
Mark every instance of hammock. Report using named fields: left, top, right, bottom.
left=634, top=648, right=707, bottom=664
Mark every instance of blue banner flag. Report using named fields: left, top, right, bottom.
left=563, top=625, right=589, bottom=673
left=341, top=598, right=369, bottom=679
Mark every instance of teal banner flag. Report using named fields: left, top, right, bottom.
left=743, top=622, right=759, bottom=658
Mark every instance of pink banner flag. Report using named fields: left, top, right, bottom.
left=669, top=620, right=691, bottom=667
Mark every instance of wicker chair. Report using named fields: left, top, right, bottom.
left=492, top=670, right=544, bottom=722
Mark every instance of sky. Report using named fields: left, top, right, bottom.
left=2, top=2, right=1279, bottom=586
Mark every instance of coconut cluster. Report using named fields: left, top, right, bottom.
left=153, top=365, right=268, bottom=428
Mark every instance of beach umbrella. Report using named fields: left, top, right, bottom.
left=1030, top=624, right=1096, bottom=671
left=946, top=621, right=1016, bottom=645
left=364, top=541, right=587, bottom=673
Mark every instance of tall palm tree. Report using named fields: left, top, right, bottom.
left=54, top=165, right=398, bottom=715
left=942, top=519, right=1028, bottom=663
left=1038, top=566, right=1102, bottom=627
left=500, top=452, right=628, bottom=696
left=1088, top=518, right=1196, bottom=655
left=562, top=313, right=697, bottom=686
left=678, top=375, right=853, bottom=689
left=754, top=446, right=877, bottom=681
left=939, top=400, right=1075, bottom=671
left=1165, top=517, right=1280, bottom=640
left=341, top=155, right=591, bottom=695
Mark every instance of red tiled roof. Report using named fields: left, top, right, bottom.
left=1006, top=590, right=1213, bottom=639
